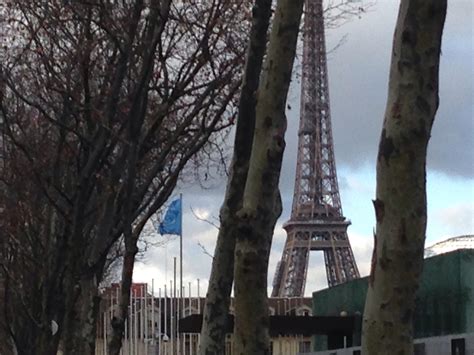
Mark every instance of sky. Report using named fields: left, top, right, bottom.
left=134, top=0, right=474, bottom=297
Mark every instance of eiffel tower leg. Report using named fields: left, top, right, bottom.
left=272, top=232, right=311, bottom=297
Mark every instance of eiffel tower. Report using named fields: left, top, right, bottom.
left=271, top=0, right=360, bottom=297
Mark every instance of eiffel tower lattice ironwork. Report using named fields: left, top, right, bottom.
left=271, top=0, right=360, bottom=298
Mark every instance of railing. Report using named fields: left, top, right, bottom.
left=96, top=281, right=314, bottom=355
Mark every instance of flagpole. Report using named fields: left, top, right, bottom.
left=179, top=193, right=183, bottom=355
left=158, top=195, right=183, bottom=355
left=179, top=193, right=183, bottom=318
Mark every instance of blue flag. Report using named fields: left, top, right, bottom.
left=159, top=198, right=182, bottom=235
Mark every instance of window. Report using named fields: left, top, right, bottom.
left=353, top=351, right=361, bottom=355
left=451, top=338, right=465, bottom=355
left=414, top=343, right=425, bottom=355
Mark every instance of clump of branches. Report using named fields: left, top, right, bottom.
left=0, top=0, right=250, bottom=353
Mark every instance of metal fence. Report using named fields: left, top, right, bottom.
left=95, top=281, right=314, bottom=355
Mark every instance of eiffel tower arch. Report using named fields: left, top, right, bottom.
left=272, top=0, right=360, bottom=298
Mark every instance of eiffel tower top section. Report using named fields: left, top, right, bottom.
left=290, top=0, right=343, bottom=223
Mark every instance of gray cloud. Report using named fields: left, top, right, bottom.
left=136, top=0, right=473, bottom=295
left=433, top=202, right=474, bottom=240
left=324, top=0, right=473, bottom=177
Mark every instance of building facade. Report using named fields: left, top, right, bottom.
left=309, top=249, right=474, bottom=355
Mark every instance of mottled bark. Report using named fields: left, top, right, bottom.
left=362, top=1, right=447, bottom=354
left=199, top=1, right=272, bottom=354
left=233, top=0, right=304, bottom=353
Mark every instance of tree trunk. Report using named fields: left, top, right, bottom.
left=62, top=266, right=104, bottom=355
left=362, top=1, right=447, bottom=354
left=233, top=0, right=304, bottom=353
left=35, top=327, right=61, bottom=355
left=109, top=109, right=141, bottom=355
left=199, top=1, right=272, bottom=354
left=108, top=243, right=138, bottom=355
left=234, top=193, right=282, bottom=355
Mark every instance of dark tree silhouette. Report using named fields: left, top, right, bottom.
left=0, top=1, right=248, bottom=353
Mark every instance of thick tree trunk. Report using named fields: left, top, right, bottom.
left=35, top=327, right=61, bottom=355
left=233, top=0, right=304, bottom=353
left=234, top=193, right=282, bottom=355
left=362, top=1, right=447, bottom=354
left=109, top=115, right=141, bottom=355
left=11, top=327, right=56, bottom=355
left=199, top=1, right=272, bottom=354
left=108, top=242, right=138, bottom=355
left=62, top=266, right=104, bottom=355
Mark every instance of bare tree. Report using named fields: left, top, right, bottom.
left=362, top=0, right=447, bottom=354
left=198, top=0, right=272, bottom=353
left=200, top=1, right=372, bottom=353
left=0, top=0, right=248, bottom=353
left=232, top=0, right=304, bottom=352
